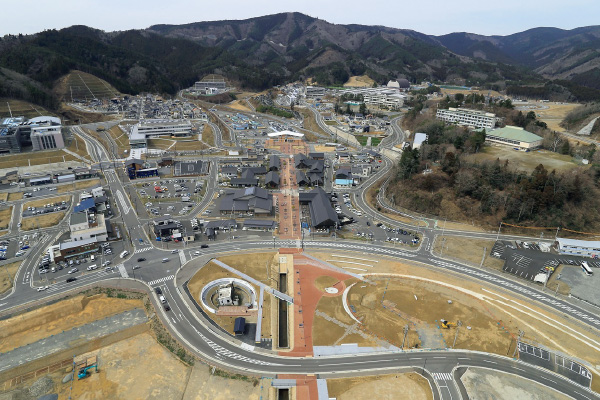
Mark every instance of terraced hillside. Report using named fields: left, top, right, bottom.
left=54, top=70, right=121, bottom=102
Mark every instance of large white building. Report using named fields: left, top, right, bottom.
left=27, top=116, right=65, bottom=151
left=436, top=107, right=497, bottom=129
left=129, top=119, right=193, bottom=148
left=557, top=238, right=600, bottom=258
left=338, top=88, right=406, bottom=110
left=69, top=210, right=108, bottom=242
left=306, top=86, right=326, bottom=99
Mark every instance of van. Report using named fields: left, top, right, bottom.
left=87, top=264, right=97, bottom=271
left=90, top=255, right=95, bottom=262
left=162, top=258, right=169, bottom=263
left=159, top=295, right=166, bottom=304
left=120, top=251, right=129, bottom=258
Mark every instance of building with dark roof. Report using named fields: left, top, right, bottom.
left=219, top=187, right=273, bottom=215
left=230, top=177, right=260, bottom=187
left=265, top=171, right=280, bottom=188
left=296, top=170, right=309, bottom=186
left=308, top=152, right=324, bottom=160
left=268, top=155, right=280, bottom=171
left=221, top=166, right=238, bottom=177
left=299, top=187, right=338, bottom=228
left=243, top=219, right=277, bottom=231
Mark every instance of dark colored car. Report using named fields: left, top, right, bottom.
left=163, top=304, right=171, bottom=311
left=137, top=257, right=146, bottom=262
left=201, top=244, right=209, bottom=248
left=66, top=277, right=77, bottom=283
left=155, top=287, right=162, bottom=295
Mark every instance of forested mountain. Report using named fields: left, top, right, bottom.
left=0, top=12, right=599, bottom=110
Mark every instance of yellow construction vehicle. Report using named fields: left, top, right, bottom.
left=440, top=319, right=457, bottom=329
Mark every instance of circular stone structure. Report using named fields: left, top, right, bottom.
left=325, top=287, right=339, bottom=294
left=200, top=278, right=257, bottom=314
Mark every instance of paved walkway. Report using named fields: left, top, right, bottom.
left=277, top=157, right=301, bottom=240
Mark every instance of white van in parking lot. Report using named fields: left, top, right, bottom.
left=120, top=251, right=129, bottom=258
left=87, top=264, right=97, bottom=271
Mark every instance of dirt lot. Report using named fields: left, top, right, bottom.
left=327, top=373, right=432, bottom=400
left=187, top=253, right=276, bottom=337
left=432, top=236, right=505, bottom=271
left=202, top=124, right=215, bottom=146
left=0, top=294, right=144, bottom=353
left=21, top=212, right=66, bottom=231
left=344, top=75, right=376, bottom=88
left=461, top=367, right=570, bottom=400
left=308, top=251, right=600, bottom=375
left=298, top=108, right=328, bottom=137
left=0, top=261, right=21, bottom=294
left=7, top=192, right=23, bottom=201
left=526, top=102, right=580, bottom=133
left=0, top=332, right=264, bottom=400
left=0, top=206, right=13, bottom=230
left=23, top=195, right=71, bottom=209
left=227, top=100, right=252, bottom=112
left=465, top=146, right=582, bottom=173
left=57, top=179, right=101, bottom=193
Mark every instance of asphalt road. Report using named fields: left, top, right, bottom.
left=1, top=122, right=599, bottom=399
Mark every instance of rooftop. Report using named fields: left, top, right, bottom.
left=487, top=126, right=543, bottom=143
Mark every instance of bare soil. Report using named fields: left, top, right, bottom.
left=432, top=236, right=505, bottom=271
left=0, top=207, right=13, bottom=230
left=21, top=212, right=66, bottom=231
left=327, top=373, right=433, bottom=400
left=465, top=146, right=581, bottom=173
left=57, top=179, right=101, bottom=193
left=0, top=261, right=21, bottom=294
left=0, top=294, right=144, bottom=353
left=344, top=75, right=376, bottom=88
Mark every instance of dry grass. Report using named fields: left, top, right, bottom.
left=0, top=193, right=7, bottom=202
left=21, top=212, right=66, bottom=231
left=7, top=192, right=23, bottom=201
left=0, top=150, right=77, bottom=169
left=226, top=100, right=252, bottom=112
left=57, top=179, right=101, bottom=193
left=465, top=146, right=582, bottom=173
left=531, top=102, right=580, bottom=132
left=0, top=206, right=13, bottom=230
left=202, top=124, right=215, bottom=146
left=437, top=220, right=486, bottom=232
left=298, top=108, right=328, bottom=137
left=23, top=195, right=71, bottom=209
left=433, top=236, right=505, bottom=271
left=66, top=133, right=91, bottom=159
left=0, top=98, right=55, bottom=119
left=365, top=182, right=427, bottom=227
left=0, top=261, right=21, bottom=295
left=328, top=373, right=433, bottom=400
left=106, top=125, right=131, bottom=155
left=0, top=294, right=143, bottom=352
left=343, top=75, right=376, bottom=88
left=147, top=138, right=174, bottom=150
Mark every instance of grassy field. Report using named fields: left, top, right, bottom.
left=202, top=124, right=215, bottom=146
left=67, top=133, right=91, bottom=159
left=0, top=261, right=21, bottom=294
left=0, top=98, right=56, bottom=119
left=524, top=102, right=580, bottom=133
left=299, top=108, right=328, bottom=137
left=55, top=70, right=120, bottom=101
left=7, top=192, right=23, bottom=201
left=21, top=212, right=66, bottom=231
left=0, top=192, right=7, bottom=202
left=0, top=206, right=13, bottom=230
left=328, top=373, right=432, bottom=400
left=57, top=178, right=101, bottom=193
left=0, top=150, right=78, bottom=169
left=355, top=135, right=382, bottom=146
left=465, top=146, right=581, bottom=172
left=432, top=236, right=505, bottom=271
left=106, top=125, right=131, bottom=155
left=24, top=194, right=71, bottom=209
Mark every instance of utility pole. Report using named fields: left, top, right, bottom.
left=480, top=247, right=487, bottom=267
left=495, top=221, right=503, bottom=242
left=452, top=320, right=462, bottom=348
left=401, top=325, right=409, bottom=349
left=512, top=330, right=525, bottom=358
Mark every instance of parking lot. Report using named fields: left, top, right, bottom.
left=22, top=186, right=60, bottom=198
left=492, top=239, right=600, bottom=284
left=136, top=178, right=205, bottom=217
left=33, top=235, right=128, bottom=287
left=22, top=200, right=69, bottom=217
left=0, top=233, right=43, bottom=261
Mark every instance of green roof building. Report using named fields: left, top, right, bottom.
left=486, top=125, right=543, bottom=149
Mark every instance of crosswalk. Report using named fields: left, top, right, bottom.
left=117, top=263, right=129, bottom=278
left=432, top=372, right=453, bottom=381
left=134, top=247, right=153, bottom=254
left=179, top=251, right=187, bottom=265
left=148, top=275, right=174, bottom=286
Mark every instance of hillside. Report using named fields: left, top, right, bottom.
left=0, top=13, right=599, bottom=113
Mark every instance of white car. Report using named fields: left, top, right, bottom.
left=36, top=286, right=48, bottom=292
left=194, top=251, right=201, bottom=256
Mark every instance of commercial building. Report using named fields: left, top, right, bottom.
left=485, top=126, right=543, bottom=150
left=436, top=108, right=497, bottom=129
left=556, top=238, right=600, bottom=258
left=69, top=207, right=108, bottom=242
left=53, top=237, right=99, bottom=262
left=129, top=119, right=193, bottom=148
left=174, top=160, right=209, bottom=176
left=337, top=88, right=406, bottom=110
left=243, top=219, right=277, bottom=231
left=299, top=187, right=338, bottom=229
left=28, top=117, right=65, bottom=150
left=219, top=187, right=273, bottom=215
left=0, top=117, right=25, bottom=153
left=193, top=76, right=227, bottom=92
left=306, top=86, right=326, bottom=99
